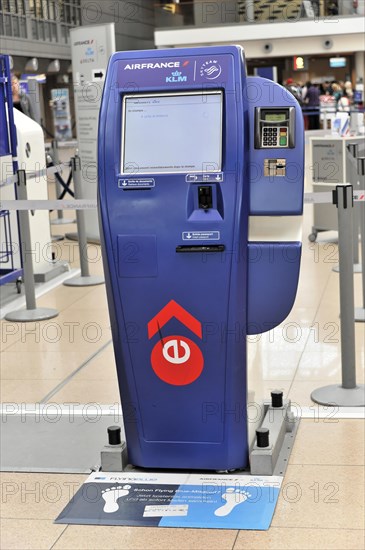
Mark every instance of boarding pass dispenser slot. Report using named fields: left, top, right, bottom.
left=255, top=107, right=295, bottom=149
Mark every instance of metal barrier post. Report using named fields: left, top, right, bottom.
left=50, top=139, right=74, bottom=225
left=333, top=143, right=361, bottom=273
left=311, top=185, right=364, bottom=406
left=5, top=170, right=59, bottom=322
left=348, top=143, right=361, bottom=270
left=323, top=109, right=327, bottom=130
left=63, top=156, right=104, bottom=287
left=355, top=157, right=365, bottom=322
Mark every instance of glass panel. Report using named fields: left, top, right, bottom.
left=19, top=16, right=26, bottom=37
left=13, top=14, right=19, bottom=35
left=31, top=18, right=38, bottom=39
left=51, top=21, right=57, bottom=40
left=28, top=0, right=35, bottom=16
left=49, top=0, right=55, bottom=21
left=5, top=14, right=12, bottom=34
left=154, top=0, right=362, bottom=28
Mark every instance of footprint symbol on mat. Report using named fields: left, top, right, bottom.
left=102, top=484, right=131, bottom=513
left=214, top=488, right=251, bottom=517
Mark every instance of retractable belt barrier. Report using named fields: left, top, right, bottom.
left=49, top=140, right=75, bottom=225
left=0, top=162, right=69, bottom=189
left=1, top=167, right=364, bottom=410
left=1, top=191, right=364, bottom=210
left=1, top=160, right=365, bottom=209
left=2, top=157, right=104, bottom=324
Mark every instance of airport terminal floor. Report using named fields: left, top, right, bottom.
left=0, top=139, right=364, bottom=549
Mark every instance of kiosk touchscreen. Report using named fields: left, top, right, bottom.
left=98, top=46, right=304, bottom=471
left=122, top=92, right=222, bottom=174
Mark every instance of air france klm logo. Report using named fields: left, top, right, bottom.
left=124, top=60, right=189, bottom=71
left=166, top=70, right=187, bottom=83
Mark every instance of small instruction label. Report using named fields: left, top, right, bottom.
left=143, top=505, right=189, bottom=517
left=118, top=178, right=155, bottom=189
left=182, top=231, right=220, bottom=241
left=185, top=173, right=223, bottom=183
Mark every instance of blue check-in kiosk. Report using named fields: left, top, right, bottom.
left=98, top=46, right=304, bottom=471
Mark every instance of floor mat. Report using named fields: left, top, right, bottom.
left=55, top=471, right=282, bottom=530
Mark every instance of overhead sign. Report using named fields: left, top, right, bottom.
left=293, top=56, right=308, bottom=71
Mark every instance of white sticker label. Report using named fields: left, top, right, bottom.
left=182, top=231, right=220, bottom=241
left=118, top=178, right=155, bottom=189
left=185, top=173, right=223, bottom=183
left=92, top=68, right=105, bottom=81
left=143, top=505, right=189, bottom=517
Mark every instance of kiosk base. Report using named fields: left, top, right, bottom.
left=0, top=403, right=298, bottom=477
left=101, top=441, right=129, bottom=473
left=100, top=400, right=299, bottom=477
left=250, top=399, right=298, bottom=476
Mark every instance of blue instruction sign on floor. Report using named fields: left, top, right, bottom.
left=182, top=231, right=220, bottom=241
left=55, top=472, right=282, bottom=530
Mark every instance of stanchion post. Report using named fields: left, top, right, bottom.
left=46, top=152, right=64, bottom=243
left=53, top=139, right=63, bottom=221
left=347, top=143, right=361, bottom=268
left=5, top=170, right=59, bottom=322
left=311, top=184, right=364, bottom=406
left=74, top=155, right=89, bottom=278
left=323, top=109, right=327, bottom=130
left=355, top=157, right=365, bottom=322
left=63, top=156, right=104, bottom=287
left=333, top=143, right=361, bottom=273
left=337, top=185, right=356, bottom=389
left=50, top=139, right=74, bottom=226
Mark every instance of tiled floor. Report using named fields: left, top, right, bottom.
left=0, top=157, right=364, bottom=549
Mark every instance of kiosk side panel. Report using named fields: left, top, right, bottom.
left=247, top=77, right=304, bottom=333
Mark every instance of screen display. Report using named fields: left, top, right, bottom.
left=121, top=92, right=223, bottom=174
left=265, top=113, right=286, bottom=122
left=329, top=57, right=346, bottom=68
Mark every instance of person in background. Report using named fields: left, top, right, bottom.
left=320, top=82, right=331, bottom=95
left=327, top=1, right=339, bottom=16
left=337, top=90, right=351, bottom=112
left=285, top=78, right=303, bottom=105
left=332, top=82, right=344, bottom=107
left=302, top=81, right=312, bottom=102
left=11, top=74, right=34, bottom=119
left=344, top=80, right=354, bottom=102
left=306, top=82, right=321, bottom=130
left=323, top=81, right=332, bottom=95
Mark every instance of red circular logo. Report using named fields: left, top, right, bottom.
left=150, top=335, right=204, bottom=386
